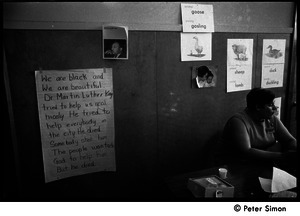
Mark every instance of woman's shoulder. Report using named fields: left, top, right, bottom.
left=225, top=109, right=253, bottom=130
left=229, top=109, right=248, bottom=121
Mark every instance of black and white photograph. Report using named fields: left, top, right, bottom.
left=103, top=25, right=128, bottom=60
left=191, top=65, right=217, bottom=88
left=3, top=2, right=298, bottom=216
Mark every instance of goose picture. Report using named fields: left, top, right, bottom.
left=193, top=36, right=203, bottom=55
left=187, top=36, right=205, bottom=58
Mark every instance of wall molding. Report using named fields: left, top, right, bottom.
left=3, top=2, right=295, bottom=33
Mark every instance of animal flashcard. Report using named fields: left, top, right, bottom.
left=181, top=33, right=212, bottom=61
left=261, top=39, right=286, bottom=89
left=227, top=39, right=253, bottom=66
left=262, top=39, right=286, bottom=64
left=227, top=39, right=253, bottom=92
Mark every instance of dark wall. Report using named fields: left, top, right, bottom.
left=3, top=30, right=291, bottom=200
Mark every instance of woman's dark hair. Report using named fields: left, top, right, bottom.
left=206, top=70, right=214, bottom=78
left=247, top=88, right=275, bottom=110
left=197, top=66, right=210, bottom=77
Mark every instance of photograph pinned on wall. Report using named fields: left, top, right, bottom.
left=273, top=97, right=282, bottom=120
left=262, top=39, right=286, bottom=64
left=191, top=65, right=217, bottom=88
left=227, top=39, right=253, bottom=66
left=181, top=33, right=212, bottom=61
left=103, top=25, right=128, bottom=60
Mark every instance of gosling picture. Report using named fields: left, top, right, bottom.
left=181, top=33, right=212, bottom=61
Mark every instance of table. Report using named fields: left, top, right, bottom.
left=164, top=163, right=285, bottom=200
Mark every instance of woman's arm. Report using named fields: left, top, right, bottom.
left=273, top=116, right=297, bottom=152
left=226, top=117, right=283, bottom=161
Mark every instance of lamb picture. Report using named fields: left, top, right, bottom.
left=232, top=44, right=248, bottom=61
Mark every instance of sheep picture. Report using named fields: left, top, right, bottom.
left=232, top=44, right=247, bottom=61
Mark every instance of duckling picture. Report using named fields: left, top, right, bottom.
left=266, top=45, right=283, bottom=59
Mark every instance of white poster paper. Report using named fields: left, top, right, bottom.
left=35, top=68, right=116, bottom=182
left=227, top=65, right=252, bottom=92
left=262, top=39, right=286, bottom=64
left=261, top=39, right=286, bottom=88
left=227, top=39, right=253, bottom=66
left=227, top=39, right=253, bottom=92
left=181, top=33, right=212, bottom=61
left=103, top=25, right=128, bottom=59
left=181, top=3, right=214, bottom=32
left=261, top=64, right=284, bottom=88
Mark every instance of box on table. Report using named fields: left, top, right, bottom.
left=187, top=175, right=234, bottom=198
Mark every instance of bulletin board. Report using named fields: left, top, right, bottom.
left=3, top=29, right=292, bottom=199
left=3, top=30, right=158, bottom=200
left=156, top=32, right=291, bottom=174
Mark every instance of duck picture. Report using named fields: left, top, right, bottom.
left=266, top=45, right=282, bottom=59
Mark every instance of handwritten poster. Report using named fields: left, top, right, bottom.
left=181, top=3, right=214, bottom=32
left=35, top=68, right=116, bottom=182
left=227, top=39, right=253, bottom=92
left=261, top=39, right=286, bottom=88
left=181, top=33, right=212, bottom=61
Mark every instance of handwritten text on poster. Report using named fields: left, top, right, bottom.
left=35, top=68, right=115, bottom=182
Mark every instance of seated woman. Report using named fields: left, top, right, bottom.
left=222, top=88, right=297, bottom=173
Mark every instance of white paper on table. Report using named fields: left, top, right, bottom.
left=259, top=167, right=296, bottom=193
